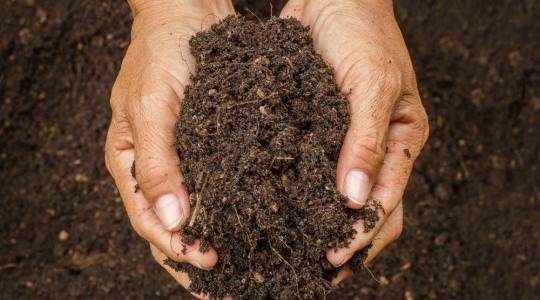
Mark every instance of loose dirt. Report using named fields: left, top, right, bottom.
left=168, top=16, right=379, bottom=299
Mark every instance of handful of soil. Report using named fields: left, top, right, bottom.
left=168, top=16, right=380, bottom=299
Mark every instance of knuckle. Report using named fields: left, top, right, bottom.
left=136, top=158, right=169, bottom=193
left=343, top=55, right=402, bottom=107
left=371, top=61, right=402, bottom=99
left=419, top=109, right=430, bottom=146
left=350, top=133, right=386, bottom=170
left=104, top=141, right=113, bottom=175
left=110, top=78, right=127, bottom=112
left=409, top=104, right=430, bottom=147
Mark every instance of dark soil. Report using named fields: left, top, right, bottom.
left=1, top=1, right=539, bottom=300
left=167, top=16, right=378, bottom=299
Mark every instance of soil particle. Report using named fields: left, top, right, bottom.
left=168, top=16, right=380, bottom=299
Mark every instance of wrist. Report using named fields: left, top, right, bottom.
left=128, top=0, right=235, bottom=38
left=128, top=0, right=234, bottom=17
left=128, top=0, right=182, bottom=17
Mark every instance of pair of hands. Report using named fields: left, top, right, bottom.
left=105, top=0, right=428, bottom=298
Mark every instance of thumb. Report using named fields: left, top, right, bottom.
left=128, top=68, right=190, bottom=231
left=336, top=64, right=402, bottom=209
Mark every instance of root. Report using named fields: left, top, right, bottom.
left=234, top=204, right=253, bottom=247
left=228, top=92, right=278, bottom=108
left=270, top=244, right=300, bottom=299
left=270, top=156, right=294, bottom=167
left=245, top=8, right=263, bottom=24
left=363, top=263, right=380, bottom=284
left=189, top=175, right=208, bottom=227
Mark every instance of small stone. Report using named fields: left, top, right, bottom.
left=516, top=254, right=527, bottom=262
left=208, top=89, right=217, bottom=96
left=253, top=272, right=265, bottom=284
left=477, top=55, right=488, bottom=65
left=74, top=173, right=89, bottom=183
left=270, top=202, right=279, bottom=213
left=19, top=28, right=32, bottom=45
left=435, top=183, right=451, bottom=201
left=434, top=232, right=448, bottom=246
left=530, top=276, right=539, bottom=287
left=379, top=275, right=389, bottom=286
left=470, top=88, right=484, bottom=108
left=436, top=115, right=445, bottom=127
left=400, top=262, right=412, bottom=271
left=37, top=8, right=47, bottom=24
left=405, top=290, right=414, bottom=300
left=391, top=272, right=404, bottom=282
left=281, top=175, right=290, bottom=187
left=26, top=281, right=34, bottom=288
left=508, top=50, right=523, bottom=68
left=58, top=230, right=69, bottom=241
left=256, top=88, right=265, bottom=98
left=259, top=105, right=268, bottom=115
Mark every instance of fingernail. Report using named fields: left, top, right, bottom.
left=154, top=194, right=183, bottom=231
left=336, top=253, right=353, bottom=267
left=343, top=169, right=370, bottom=206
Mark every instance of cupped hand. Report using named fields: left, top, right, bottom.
left=281, top=0, right=429, bottom=281
left=104, top=0, right=235, bottom=297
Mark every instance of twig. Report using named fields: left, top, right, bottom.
left=278, top=236, right=293, bottom=252
left=270, top=244, right=300, bottom=299
left=245, top=8, right=263, bottom=24
left=270, top=156, right=294, bottom=167
left=189, top=175, right=208, bottom=227
left=233, top=204, right=253, bottom=247
left=215, top=108, right=222, bottom=135
left=0, top=262, right=17, bottom=270
left=228, top=92, right=278, bottom=108
left=363, top=263, right=380, bottom=284
left=284, top=56, right=293, bottom=68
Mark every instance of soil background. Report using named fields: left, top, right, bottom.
left=1, top=0, right=539, bottom=299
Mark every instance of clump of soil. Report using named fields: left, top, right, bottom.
left=168, top=16, right=380, bottom=299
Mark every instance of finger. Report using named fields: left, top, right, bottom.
left=128, top=68, right=190, bottom=231
left=106, top=124, right=217, bottom=269
left=365, top=202, right=403, bottom=263
left=327, top=95, right=426, bottom=265
left=336, top=63, right=401, bottom=209
left=327, top=201, right=403, bottom=267
left=279, top=0, right=308, bottom=21
left=150, top=244, right=210, bottom=300
left=330, top=264, right=353, bottom=287
left=329, top=206, right=403, bottom=286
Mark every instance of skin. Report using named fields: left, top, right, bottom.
left=105, top=0, right=428, bottom=298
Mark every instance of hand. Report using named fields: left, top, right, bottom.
left=281, top=0, right=429, bottom=282
left=104, top=0, right=235, bottom=298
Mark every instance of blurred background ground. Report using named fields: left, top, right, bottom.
left=1, top=0, right=539, bottom=299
